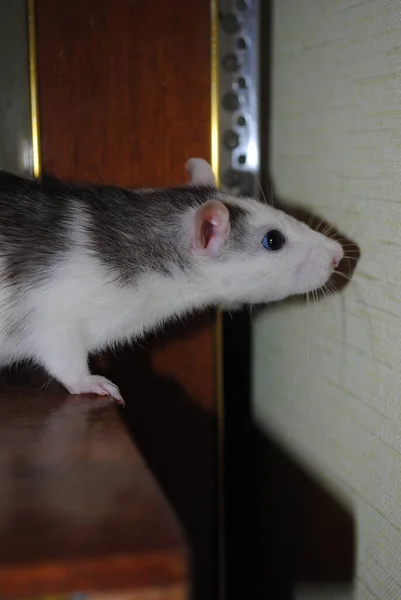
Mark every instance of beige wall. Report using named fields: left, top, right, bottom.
left=253, top=1, right=401, bottom=597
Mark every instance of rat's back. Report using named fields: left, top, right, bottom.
left=0, top=171, right=76, bottom=289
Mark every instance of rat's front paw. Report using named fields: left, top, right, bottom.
left=67, top=375, right=124, bottom=406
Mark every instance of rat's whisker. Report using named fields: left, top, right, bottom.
left=333, top=270, right=353, bottom=281
left=314, top=218, right=324, bottom=233
left=269, top=178, right=275, bottom=208
left=322, top=223, right=335, bottom=238
left=256, top=178, right=274, bottom=208
left=339, top=245, right=360, bottom=254
left=255, top=178, right=267, bottom=205
left=312, top=289, right=318, bottom=306
left=342, top=251, right=360, bottom=256
left=341, top=252, right=356, bottom=271
left=339, top=241, right=359, bottom=248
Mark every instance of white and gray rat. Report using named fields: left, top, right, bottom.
left=0, top=158, right=343, bottom=404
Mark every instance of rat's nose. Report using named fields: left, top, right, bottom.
left=331, top=243, right=344, bottom=269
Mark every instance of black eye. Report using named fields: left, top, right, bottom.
left=262, top=230, right=286, bottom=251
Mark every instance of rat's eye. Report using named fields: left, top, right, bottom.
left=262, top=229, right=286, bottom=251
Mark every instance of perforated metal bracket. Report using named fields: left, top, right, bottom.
left=218, top=0, right=260, bottom=197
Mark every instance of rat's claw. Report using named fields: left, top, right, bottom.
left=67, top=375, right=125, bottom=406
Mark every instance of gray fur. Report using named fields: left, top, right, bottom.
left=0, top=171, right=248, bottom=287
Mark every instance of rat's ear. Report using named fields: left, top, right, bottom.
left=192, top=200, right=230, bottom=257
left=185, top=157, right=216, bottom=187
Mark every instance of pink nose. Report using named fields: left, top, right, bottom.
left=331, top=247, right=343, bottom=268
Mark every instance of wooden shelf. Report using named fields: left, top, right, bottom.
left=0, top=379, right=188, bottom=599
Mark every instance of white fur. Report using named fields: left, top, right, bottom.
left=212, top=193, right=343, bottom=301
left=0, top=158, right=343, bottom=403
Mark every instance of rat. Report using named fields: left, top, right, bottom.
left=0, top=157, right=343, bottom=405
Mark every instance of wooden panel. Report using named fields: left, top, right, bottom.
left=35, top=2, right=217, bottom=599
left=36, top=0, right=210, bottom=186
left=0, top=379, right=187, bottom=598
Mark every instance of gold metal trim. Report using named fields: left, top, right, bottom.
left=211, top=2, right=220, bottom=185
left=211, top=2, right=225, bottom=599
left=28, top=0, right=41, bottom=178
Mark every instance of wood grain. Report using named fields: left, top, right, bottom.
left=84, top=586, right=186, bottom=600
left=0, top=381, right=187, bottom=598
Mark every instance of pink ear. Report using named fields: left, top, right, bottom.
left=185, top=157, right=216, bottom=187
left=193, top=201, right=230, bottom=257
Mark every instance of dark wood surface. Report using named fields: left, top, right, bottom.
left=0, top=378, right=187, bottom=598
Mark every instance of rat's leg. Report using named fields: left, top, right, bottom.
left=34, top=330, right=124, bottom=404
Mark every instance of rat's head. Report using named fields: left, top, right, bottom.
left=185, top=158, right=344, bottom=304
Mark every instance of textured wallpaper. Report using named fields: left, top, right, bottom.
left=253, top=1, right=401, bottom=598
